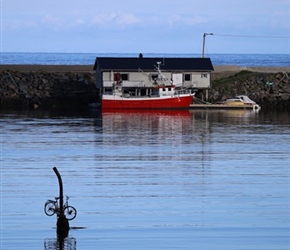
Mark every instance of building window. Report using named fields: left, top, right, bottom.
left=184, top=74, right=191, bottom=81
left=121, top=73, right=129, bottom=81
left=201, top=73, right=207, bottom=78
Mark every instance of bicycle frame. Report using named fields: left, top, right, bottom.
left=46, top=196, right=69, bottom=215
left=44, top=195, right=77, bottom=220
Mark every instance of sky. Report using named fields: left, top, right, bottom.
left=1, top=0, right=290, bottom=54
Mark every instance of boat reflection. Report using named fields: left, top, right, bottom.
left=102, top=109, right=191, bottom=117
left=202, top=109, right=259, bottom=118
left=101, top=109, right=192, bottom=134
left=100, top=108, right=260, bottom=135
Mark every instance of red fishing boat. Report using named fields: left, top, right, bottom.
left=102, top=62, right=195, bottom=109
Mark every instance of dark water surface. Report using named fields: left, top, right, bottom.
left=1, top=109, right=290, bottom=250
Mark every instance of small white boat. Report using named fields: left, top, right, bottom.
left=223, top=95, right=261, bottom=110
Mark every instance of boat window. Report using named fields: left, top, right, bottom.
left=168, top=88, right=171, bottom=91
left=184, top=74, right=191, bottom=81
left=121, top=73, right=129, bottom=81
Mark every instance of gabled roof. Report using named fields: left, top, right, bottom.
left=93, top=57, right=214, bottom=71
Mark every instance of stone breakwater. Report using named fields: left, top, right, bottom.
left=0, top=69, right=99, bottom=109
left=0, top=65, right=289, bottom=110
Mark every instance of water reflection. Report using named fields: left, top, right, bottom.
left=102, top=109, right=192, bottom=134
left=98, top=109, right=261, bottom=163
left=99, top=109, right=199, bottom=162
left=1, top=108, right=290, bottom=250
left=44, top=237, right=76, bottom=250
left=101, top=109, right=263, bottom=134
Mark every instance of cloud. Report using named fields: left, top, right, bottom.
left=169, top=14, right=208, bottom=26
left=116, top=12, right=140, bottom=25
left=91, top=12, right=140, bottom=27
left=41, top=14, right=63, bottom=27
left=40, top=13, right=90, bottom=30
left=91, top=12, right=209, bottom=30
left=74, top=18, right=86, bottom=26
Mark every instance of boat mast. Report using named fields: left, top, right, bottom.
left=156, top=62, right=162, bottom=75
left=156, top=61, right=169, bottom=86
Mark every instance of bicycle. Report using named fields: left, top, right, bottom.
left=44, top=195, right=77, bottom=220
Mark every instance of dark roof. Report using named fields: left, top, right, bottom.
left=93, top=57, right=214, bottom=71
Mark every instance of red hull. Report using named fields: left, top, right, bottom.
left=102, top=95, right=193, bottom=109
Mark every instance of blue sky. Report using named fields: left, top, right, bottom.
left=1, top=0, right=290, bottom=54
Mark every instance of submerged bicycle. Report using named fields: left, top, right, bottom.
left=44, top=195, right=77, bottom=220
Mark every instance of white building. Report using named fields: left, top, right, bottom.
left=93, top=55, right=214, bottom=92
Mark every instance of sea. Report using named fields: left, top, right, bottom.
left=1, top=53, right=290, bottom=250
left=1, top=52, right=290, bottom=67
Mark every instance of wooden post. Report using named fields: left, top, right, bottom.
left=53, top=167, right=64, bottom=214
left=53, top=167, right=69, bottom=237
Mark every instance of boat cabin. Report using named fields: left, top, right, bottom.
left=93, top=55, right=214, bottom=95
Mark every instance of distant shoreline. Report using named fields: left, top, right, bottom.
left=1, top=64, right=290, bottom=73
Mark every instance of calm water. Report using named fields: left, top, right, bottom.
left=1, top=52, right=290, bottom=67
left=1, top=109, right=290, bottom=250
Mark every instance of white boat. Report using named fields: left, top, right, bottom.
left=223, top=95, right=261, bottom=110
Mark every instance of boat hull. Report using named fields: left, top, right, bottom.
left=102, top=95, right=194, bottom=109
left=190, top=103, right=261, bottom=110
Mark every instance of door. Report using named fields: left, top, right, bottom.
left=172, top=73, right=183, bottom=87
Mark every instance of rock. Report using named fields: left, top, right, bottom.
left=0, top=70, right=99, bottom=109
left=280, top=94, right=289, bottom=101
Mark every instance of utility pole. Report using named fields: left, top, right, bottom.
left=202, top=33, right=213, bottom=58
left=201, top=33, right=213, bottom=102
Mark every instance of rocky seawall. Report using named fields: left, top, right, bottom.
left=0, top=67, right=99, bottom=109
left=0, top=65, right=289, bottom=110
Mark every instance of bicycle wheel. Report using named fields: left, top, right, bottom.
left=44, top=202, right=56, bottom=216
left=64, top=206, right=77, bottom=220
